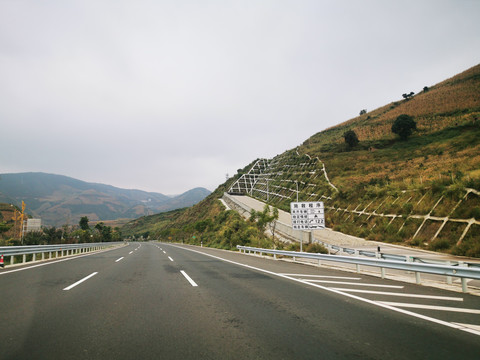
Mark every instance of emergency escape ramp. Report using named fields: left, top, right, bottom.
left=228, top=159, right=269, bottom=195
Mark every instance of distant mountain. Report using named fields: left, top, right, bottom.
left=0, top=172, right=211, bottom=226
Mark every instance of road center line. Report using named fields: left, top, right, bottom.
left=180, top=270, right=198, bottom=287
left=129, top=251, right=133, bottom=254
left=63, top=272, right=98, bottom=291
left=115, top=257, right=124, bottom=262
left=168, top=256, right=174, bottom=262
left=163, top=251, right=166, bottom=254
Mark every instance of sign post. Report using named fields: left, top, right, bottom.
left=290, top=201, right=325, bottom=252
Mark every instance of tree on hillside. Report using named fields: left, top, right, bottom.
left=43, top=226, right=63, bottom=244
left=402, top=92, right=415, bottom=100
left=359, top=109, right=367, bottom=115
left=343, top=130, right=359, bottom=148
left=392, top=114, right=416, bottom=140
left=250, top=205, right=278, bottom=232
left=79, top=216, right=89, bottom=231
left=94, top=222, right=113, bottom=241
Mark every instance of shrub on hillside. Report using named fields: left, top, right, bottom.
left=343, top=130, right=359, bottom=148
left=392, top=114, right=416, bottom=140
left=305, top=243, right=328, bottom=254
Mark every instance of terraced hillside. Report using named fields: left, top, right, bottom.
left=228, top=64, right=480, bottom=257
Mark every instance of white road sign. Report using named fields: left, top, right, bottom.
left=290, top=201, right=325, bottom=230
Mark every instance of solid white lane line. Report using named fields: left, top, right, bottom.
left=180, top=270, right=198, bottom=287
left=115, top=257, right=124, bottom=262
left=63, top=272, right=98, bottom=291
left=168, top=256, right=174, bottom=262
left=307, top=280, right=404, bottom=288
left=330, top=288, right=464, bottom=301
left=377, top=302, right=480, bottom=314
left=168, top=244, right=480, bottom=337
left=281, top=274, right=361, bottom=280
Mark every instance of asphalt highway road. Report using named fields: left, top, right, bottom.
left=1, top=242, right=479, bottom=359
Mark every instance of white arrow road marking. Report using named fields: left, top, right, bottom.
left=377, top=302, right=480, bottom=314
left=330, top=288, right=464, bottom=301
left=307, top=280, right=403, bottom=288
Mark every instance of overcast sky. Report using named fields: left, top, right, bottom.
left=1, top=1, right=479, bottom=195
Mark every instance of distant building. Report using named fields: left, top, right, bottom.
left=26, top=219, right=42, bottom=232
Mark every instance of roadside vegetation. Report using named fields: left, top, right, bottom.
left=0, top=208, right=122, bottom=246
left=239, top=64, right=480, bottom=257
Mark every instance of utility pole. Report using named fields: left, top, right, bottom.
left=295, top=181, right=299, bottom=202
left=20, top=201, right=26, bottom=244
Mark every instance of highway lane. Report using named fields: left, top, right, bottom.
left=0, top=242, right=479, bottom=359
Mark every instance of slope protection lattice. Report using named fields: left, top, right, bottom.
left=228, top=150, right=335, bottom=211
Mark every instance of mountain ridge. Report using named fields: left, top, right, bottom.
left=0, top=172, right=210, bottom=226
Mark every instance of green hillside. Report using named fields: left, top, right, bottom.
left=122, top=174, right=282, bottom=251
left=124, top=64, right=480, bottom=257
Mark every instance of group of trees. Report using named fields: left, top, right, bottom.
left=15, top=216, right=121, bottom=246
left=343, top=114, right=417, bottom=149
left=156, top=204, right=280, bottom=250
left=73, top=216, right=119, bottom=243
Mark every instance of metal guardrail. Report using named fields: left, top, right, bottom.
left=315, top=239, right=479, bottom=267
left=237, top=245, right=480, bottom=293
left=0, top=242, right=125, bottom=267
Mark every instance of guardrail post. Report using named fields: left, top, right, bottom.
left=11, top=255, right=15, bottom=265
left=23, top=254, right=26, bottom=263
left=446, top=261, right=453, bottom=285
left=407, top=256, right=421, bottom=284
left=376, top=251, right=385, bottom=279
left=33, top=253, right=36, bottom=262
left=355, top=250, right=360, bottom=273
left=42, top=252, right=45, bottom=260
left=459, top=262, right=468, bottom=293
